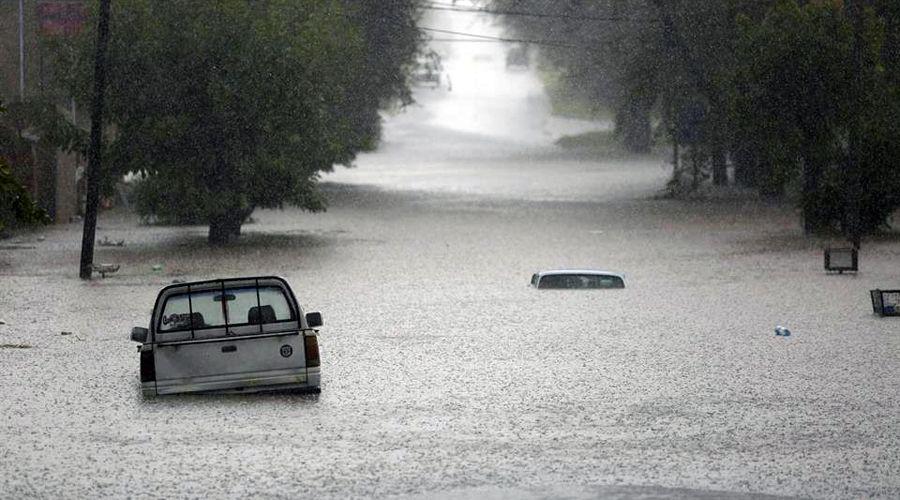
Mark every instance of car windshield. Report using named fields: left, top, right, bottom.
left=538, top=274, right=624, bottom=289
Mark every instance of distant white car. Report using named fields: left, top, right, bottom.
left=130, top=276, right=322, bottom=396
left=505, top=44, right=529, bottom=69
left=412, top=51, right=443, bottom=88
left=531, top=269, right=625, bottom=289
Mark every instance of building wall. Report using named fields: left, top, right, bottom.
left=0, top=0, right=85, bottom=223
left=0, top=1, right=23, bottom=101
left=55, top=149, right=79, bottom=223
left=1, top=0, right=38, bottom=101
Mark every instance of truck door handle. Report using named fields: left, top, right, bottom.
left=221, top=345, right=237, bottom=353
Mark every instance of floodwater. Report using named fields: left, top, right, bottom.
left=1, top=6, right=899, bottom=500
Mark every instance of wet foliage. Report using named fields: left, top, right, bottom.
left=52, top=0, right=421, bottom=244
left=493, top=0, right=900, bottom=236
left=0, top=101, right=55, bottom=234
left=0, top=160, right=50, bottom=235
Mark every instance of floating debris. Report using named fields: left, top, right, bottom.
left=824, top=247, right=858, bottom=274
left=774, top=325, right=791, bottom=337
left=0, top=344, right=32, bottom=349
left=60, top=331, right=74, bottom=336
left=98, top=236, right=126, bottom=247
left=92, top=263, right=121, bottom=279
left=870, top=289, right=899, bottom=317
left=152, top=264, right=163, bottom=272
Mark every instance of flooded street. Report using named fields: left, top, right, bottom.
left=2, top=8, right=899, bottom=500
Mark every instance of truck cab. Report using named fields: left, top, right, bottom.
left=130, top=276, right=321, bottom=396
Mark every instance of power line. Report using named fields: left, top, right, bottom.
left=428, top=38, right=523, bottom=43
left=419, top=26, right=578, bottom=48
left=343, top=7, right=609, bottom=49
left=420, top=2, right=659, bottom=23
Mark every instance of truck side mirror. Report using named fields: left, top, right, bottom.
left=131, top=327, right=149, bottom=343
left=305, top=312, right=323, bottom=328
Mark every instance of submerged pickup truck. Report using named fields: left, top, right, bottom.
left=130, top=276, right=322, bottom=396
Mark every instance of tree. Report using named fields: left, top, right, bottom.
left=0, top=97, right=81, bottom=234
left=492, top=0, right=662, bottom=153
left=338, top=0, right=422, bottom=151
left=730, top=0, right=900, bottom=233
left=494, top=0, right=900, bottom=235
left=0, top=132, right=53, bottom=234
left=0, top=160, right=50, bottom=234
left=60, top=0, right=420, bottom=244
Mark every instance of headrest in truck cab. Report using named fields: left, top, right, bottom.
left=190, top=312, right=206, bottom=328
left=248, top=305, right=276, bottom=324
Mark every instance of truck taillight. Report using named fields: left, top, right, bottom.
left=140, top=348, right=156, bottom=382
left=304, top=335, right=320, bottom=367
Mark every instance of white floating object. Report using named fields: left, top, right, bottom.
left=774, top=325, right=791, bottom=337
left=92, top=263, right=120, bottom=279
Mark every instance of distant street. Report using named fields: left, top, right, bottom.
left=1, top=5, right=898, bottom=500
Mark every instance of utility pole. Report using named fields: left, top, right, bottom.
left=79, top=0, right=112, bottom=280
left=655, top=1, right=681, bottom=185
left=18, top=0, right=25, bottom=99
left=846, top=0, right=864, bottom=250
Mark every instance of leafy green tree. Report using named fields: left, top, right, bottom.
left=495, top=0, right=900, bottom=235
left=0, top=98, right=82, bottom=231
left=59, top=0, right=419, bottom=244
left=493, top=0, right=662, bottom=153
left=338, top=0, right=421, bottom=151
left=730, top=0, right=900, bottom=233
left=0, top=160, right=50, bottom=234
left=0, top=101, right=54, bottom=234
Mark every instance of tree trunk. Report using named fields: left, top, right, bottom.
left=690, top=145, right=702, bottom=191
left=801, top=154, right=824, bottom=234
left=207, top=204, right=254, bottom=244
left=617, top=100, right=652, bottom=154
left=732, top=146, right=756, bottom=188
left=711, top=147, right=727, bottom=186
left=758, top=173, right=784, bottom=199
left=672, top=137, right=681, bottom=184
left=208, top=213, right=243, bottom=245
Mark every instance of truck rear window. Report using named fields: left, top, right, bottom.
left=159, top=285, right=294, bottom=333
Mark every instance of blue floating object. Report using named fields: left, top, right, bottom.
left=774, top=325, right=791, bottom=337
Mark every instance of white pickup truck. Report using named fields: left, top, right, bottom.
left=130, top=276, right=322, bottom=396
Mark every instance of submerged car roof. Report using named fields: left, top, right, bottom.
left=536, top=269, right=624, bottom=279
